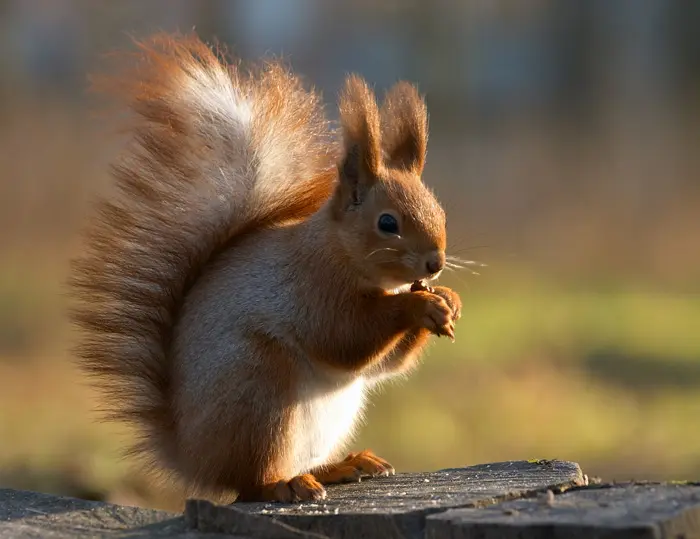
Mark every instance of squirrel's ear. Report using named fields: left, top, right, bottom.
left=338, top=75, right=382, bottom=205
left=380, top=82, right=428, bottom=175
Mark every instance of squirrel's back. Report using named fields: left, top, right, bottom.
left=69, top=34, right=338, bottom=476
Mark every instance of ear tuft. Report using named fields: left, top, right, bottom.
left=339, top=75, right=382, bottom=178
left=380, top=81, right=428, bottom=175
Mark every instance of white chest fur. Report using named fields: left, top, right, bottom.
left=290, top=376, right=366, bottom=474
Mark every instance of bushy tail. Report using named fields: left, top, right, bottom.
left=69, top=33, right=338, bottom=477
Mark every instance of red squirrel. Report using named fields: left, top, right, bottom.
left=69, top=33, right=461, bottom=503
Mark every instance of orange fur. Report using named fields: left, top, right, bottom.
left=69, top=32, right=460, bottom=503
left=312, top=450, right=395, bottom=484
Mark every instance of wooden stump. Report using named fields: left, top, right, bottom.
left=186, top=460, right=585, bottom=538
left=2, top=461, right=700, bottom=538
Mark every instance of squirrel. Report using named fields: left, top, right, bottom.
left=69, top=33, right=462, bottom=504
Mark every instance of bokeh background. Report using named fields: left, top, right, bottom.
left=1, top=0, right=699, bottom=511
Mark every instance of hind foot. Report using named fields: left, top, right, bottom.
left=312, top=449, right=395, bottom=484
left=237, top=473, right=326, bottom=503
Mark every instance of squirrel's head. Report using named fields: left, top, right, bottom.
left=330, top=76, right=446, bottom=290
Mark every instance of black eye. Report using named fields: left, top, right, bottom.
left=377, top=213, right=399, bottom=235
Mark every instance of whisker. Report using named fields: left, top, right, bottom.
left=365, top=247, right=398, bottom=260
left=446, top=261, right=485, bottom=275
left=446, top=255, right=488, bottom=267
left=447, top=245, right=492, bottom=255
left=443, top=267, right=472, bottom=289
left=445, top=261, right=482, bottom=276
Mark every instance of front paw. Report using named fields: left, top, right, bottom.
left=412, top=291, right=455, bottom=340
left=431, top=286, right=462, bottom=321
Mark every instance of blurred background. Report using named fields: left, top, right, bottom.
left=1, top=0, right=699, bottom=511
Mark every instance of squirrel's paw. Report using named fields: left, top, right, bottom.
left=413, top=291, right=455, bottom=340
left=269, top=474, right=327, bottom=503
left=313, top=449, right=395, bottom=485
left=289, top=474, right=327, bottom=502
left=344, top=449, right=396, bottom=478
left=314, top=464, right=364, bottom=484
left=430, top=286, right=462, bottom=321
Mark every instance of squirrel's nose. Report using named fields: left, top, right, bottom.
left=425, top=252, right=445, bottom=275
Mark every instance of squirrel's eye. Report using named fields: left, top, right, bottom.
left=377, top=213, right=399, bottom=235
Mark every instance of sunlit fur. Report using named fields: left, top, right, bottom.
left=334, top=172, right=447, bottom=289
left=69, top=33, right=461, bottom=503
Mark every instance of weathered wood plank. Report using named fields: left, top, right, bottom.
left=0, top=488, right=202, bottom=539
left=426, top=482, right=700, bottom=539
left=187, top=460, right=585, bottom=539
left=13, top=463, right=697, bottom=539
